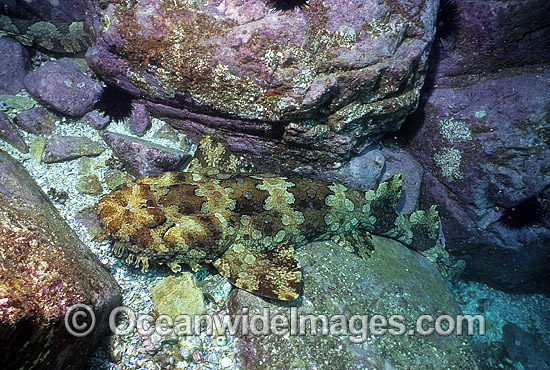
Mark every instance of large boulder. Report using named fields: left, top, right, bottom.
left=24, top=58, right=103, bottom=117
left=1, top=0, right=87, bottom=22
left=230, top=238, right=480, bottom=369
left=405, top=66, right=550, bottom=293
left=433, top=0, right=550, bottom=84
left=0, top=38, right=27, bottom=95
left=0, top=149, right=122, bottom=369
left=398, top=0, right=550, bottom=293
left=85, top=0, right=439, bottom=175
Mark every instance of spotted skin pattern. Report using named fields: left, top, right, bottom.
left=97, top=139, right=439, bottom=300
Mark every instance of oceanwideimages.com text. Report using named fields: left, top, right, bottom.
left=65, top=304, right=485, bottom=342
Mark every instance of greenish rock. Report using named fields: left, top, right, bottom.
left=29, top=136, right=47, bottom=162
left=103, top=170, right=134, bottom=190
left=154, top=123, right=179, bottom=143
left=75, top=174, right=103, bottom=195
left=43, top=134, right=106, bottom=163
left=79, top=156, right=94, bottom=175
left=151, top=273, right=206, bottom=318
left=230, top=237, right=480, bottom=370
left=0, top=94, right=36, bottom=111
left=198, top=273, right=232, bottom=305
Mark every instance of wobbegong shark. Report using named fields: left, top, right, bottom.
left=96, top=137, right=439, bottom=300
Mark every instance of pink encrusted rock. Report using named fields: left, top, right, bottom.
left=405, top=65, right=550, bottom=294
left=43, top=134, right=106, bottom=163
left=15, top=106, right=59, bottom=135
left=101, top=131, right=192, bottom=177
left=82, top=110, right=110, bottom=130
left=24, top=58, right=103, bottom=117
left=128, top=102, right=151, bottom=136
left=0, top=149, right=121, bottom=369
left=0, top=111, right=28, bottom=153
left=0, top=38, right=27, bottom=95
left=85, top=0, right=439, bottom=173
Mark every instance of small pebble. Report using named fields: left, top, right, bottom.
left=220, top=357, right=232, bottom=368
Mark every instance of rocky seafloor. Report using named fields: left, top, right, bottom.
left=1, top=0, right=550, bottom=368
left=1, top=90, right=549, bottom=370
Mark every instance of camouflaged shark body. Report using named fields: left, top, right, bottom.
left=97, top=138, right=439, bottom=300
left=0, top=15, right=94, bottom=53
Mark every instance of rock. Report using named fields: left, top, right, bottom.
left=0, top=111, right=28, bottom=153
left=329, top=148, right=385, bottom=191
left=381, top=148, right=424, bottom=214
left=24, top=58, right=103, bottom=117
left=229, top=237, right=480, bottom=369
left=75, top=174, right=103, bottom=195
left=154, top=123, right=179, bottom=143
left=1, top=0, right=87, bottom=22
left=81, top=110, right=110, bottom=130
left=15, top=106, right=59, bottom=135
left=503, top=322, right=550, bottom=370
left=29, top=136, right=47, bottom=162
left=433, top=0, right=550, bottom=85
left=198, top=274, right=232, bottom=306
left=0, top=38, right=27, bottom=95
left=313, top=146, right=423, bottom=214
left=75, top=206, right=102, bottom=238
left=404, top=65, right=550, bottom=293
left=103, top=169, right=134, bottom=190
left=128, top=103, right=151, bottom=136
left=79, top=156, right=94, bottom=175
left=86, top=0, right=439, bottom=173
left=0, top=94, right=36, bottom=111
left=101, top=131, right=192, bottom=177
left=0, top=148, right=121, bottom=370
left=43, top=134, right=106, bottom=163
left=151, top=273, right=206, bottom=318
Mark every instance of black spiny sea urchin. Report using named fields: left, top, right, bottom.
left=498, top=196, right=547, bottom=230
left=267, top=0, right=309, bottom=11
left=95, top=84, right=133, bottom=123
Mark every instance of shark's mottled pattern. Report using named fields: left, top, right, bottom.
left=97, top=138, right=439, bottom=300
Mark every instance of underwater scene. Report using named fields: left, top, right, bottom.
left=0, top=0, right=549, bottom=369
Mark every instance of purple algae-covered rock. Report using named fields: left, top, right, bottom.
left=24, top=58, right=103, bottom=117
left=434, top=0, right=550, bottom=83
left=1, top=0, right=87, bottom=22
left=85, top=0, right=439, bottom=173
left=81, top=110, right=110, bottom=130
left=128, top=102, right=151, bottom=136
left=101, top=131, right=192, bottom=177
left=405, top=65, right=550, bottom=293
left=43, top=134, right=106, bottom=163
left=15, top=106, right=59, bottom=135
left=0, top=111, right=28, bottom=153
left=0, top=149, right=121, bottom=370
left=0, top=38, right=27, bottom=95
left=229, top=238, right=480, bottom=370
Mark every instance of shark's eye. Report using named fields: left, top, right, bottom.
left=267, top=0, right=309, bottom=11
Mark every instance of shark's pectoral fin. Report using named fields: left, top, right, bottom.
left=213, top=242, right=301, bottom=301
